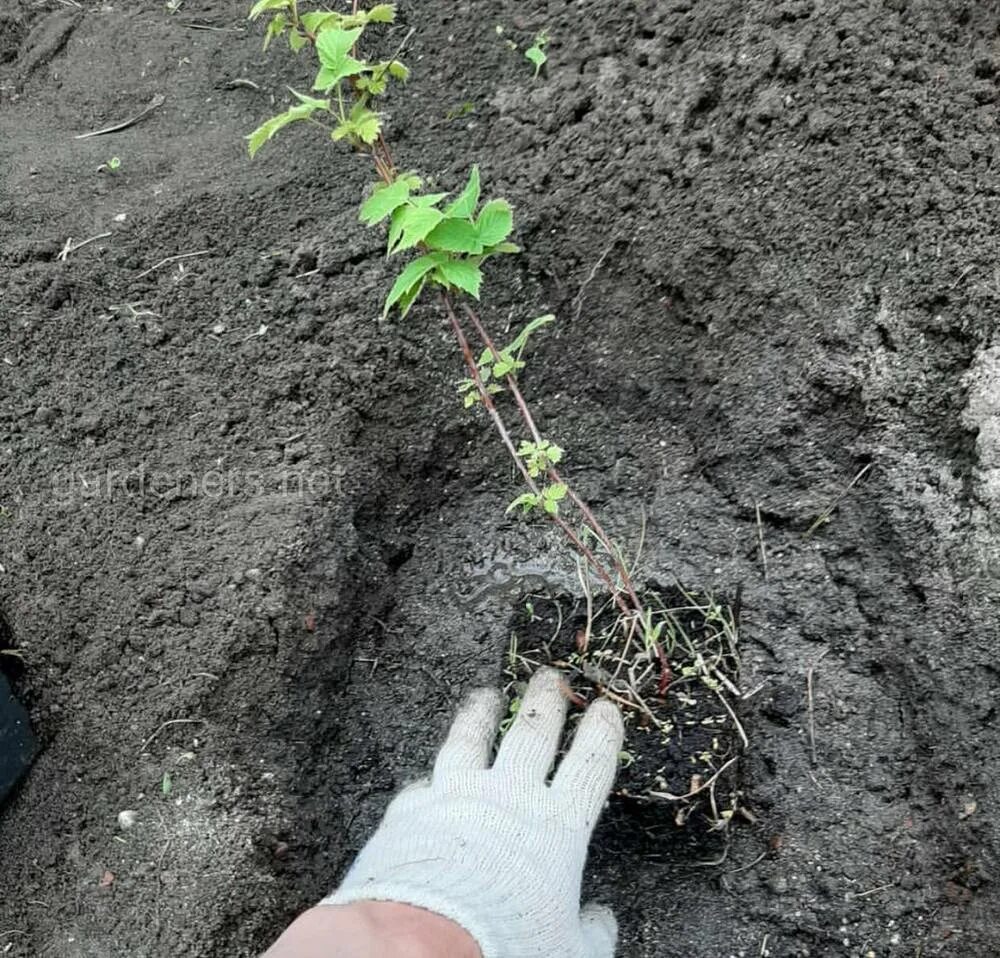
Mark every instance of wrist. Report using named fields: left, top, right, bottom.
left=262, top=901, right=482, bottom=958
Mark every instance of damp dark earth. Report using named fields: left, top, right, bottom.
left=2, top=1, right=1000, bottom=955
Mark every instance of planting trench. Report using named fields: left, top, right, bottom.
left=2, top=0, right=1000, bottom=955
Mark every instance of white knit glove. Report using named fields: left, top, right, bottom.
left=322, top=668, right=624, bottom=957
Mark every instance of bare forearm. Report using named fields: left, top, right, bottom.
left=261, top=901, right=482, bottom=958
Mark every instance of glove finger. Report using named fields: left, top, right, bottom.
left=433, top=687, right=503, bottom=777
left=493, top=667, right=568, bottom=780
left=580, top=903, right=618, bottom=957
left=552, top=697, right=624, bottom=827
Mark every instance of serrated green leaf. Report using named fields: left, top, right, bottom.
left=464, top=391, right=479, bottom=408
left=300, top=11, right=342, bottom=32
left=388, top=59, right=409, bottom=81
left=493, top=352, right=524, bottom=376
left=475, top=199, right=514, bottom=246
left=357, top=72, right=388, bottom=95
left=424, top=218, right=484, bottom=253
left=316, top=25, right=363, bottom=63
left=288, top=29, right=308, bottom=51
left=249, top=0, right=290, bottom=20
left=263, top=12, right=286, bottom=49
left=390, top=206, right=445, bottom=254
left=384, top=253, right=447, bottom=317
left=445, top=165, right=481, bottom=219
left=351, top=104, right=381, bottom=144
left=360, top=178, right=412, bottom=226
left=544, top=482, right=568, bottom=501
left=314, top=27, right=367, bottom=89
left=367, top=3, right=396, bottom=22
left=246, top=101, right=322, bottom=158
left=436, top=259, right=482, bottom=299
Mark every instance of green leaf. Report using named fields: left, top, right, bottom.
left=507, top=492, right=540, bottom=515
left=288, top=29, right=308, bottom=51
left=246, top=101, right=324, bottom=158
left=436, top=259, right=482, bottom=299
left=316, top=25, right=363, bottom=63
left=475, top=199, right=514, bottom=246
left=388, top=59, right=410, bottom=81
left=445, top=101, right=476, bottom=121
left=507, top=314, right=555, bottom=354
left=384, top=253, right=447, bottom=317
left=445, top=165, right=481, bottom=219
left=396, top=275, right=427, bottom=318
left=387, top=205, right=407, bottom=253
left=482, top=241, right=521, bottom=257
left=356, top=72, right=388, bottom=95
left=367, top=3, right=396, bottom=22
left=391, top=206, right=445, bottom=254
left=300, top=11, right=343, bottom=32
left=314, top=27, right=367, bottom=90
left=410, top=192, right=448, bottom=208
left=541, top=482, right=566, bottom=515
left=424, top=217, right=484, bottom=253
left=360, top=178, right=412, bottom=226
left=289, top=88, right=330, bottom=110
left=351, top=104, right=381, bottom=144
left=524, top=31, right=549, bottom=77
left=249, top=0, right=290, bottom=20
left=525, top=45, right=547, bottom=76
left=493, top=351, right=524, bottom=376
left=263, top=12, right=286, bottom=49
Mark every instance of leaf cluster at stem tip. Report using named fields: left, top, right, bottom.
left=246, top=2, right=408, bottom=157
left=508, top=482, right=568, bottom=517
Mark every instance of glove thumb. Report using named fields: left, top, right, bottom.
left=580, top=902, right=618, bottom=957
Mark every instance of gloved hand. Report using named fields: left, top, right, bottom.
left=323, top=667, right=625, bottom=958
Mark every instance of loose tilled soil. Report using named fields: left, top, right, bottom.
left=2, top=0, right=999, bottom=955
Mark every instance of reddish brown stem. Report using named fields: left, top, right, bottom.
left=442, top=296, right=633, bottom=620
left=461, top=303, right=644, bottom=614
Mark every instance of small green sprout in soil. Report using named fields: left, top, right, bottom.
left=524, top=31, right=548, bottom=77
left=505, top=584, right=745, bottom=832
left=246, top=1, right=665, bottom=679
left=98, top=156, right=121, bottom=174
left=445, top=101, right=475, bottom=121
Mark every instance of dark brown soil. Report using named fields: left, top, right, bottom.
left=3, top=1, right=1000, bottom=955
left=504, top=584, right=742, bottom=832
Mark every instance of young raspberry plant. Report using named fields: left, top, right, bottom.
left=246, top=1, right=665, bottom=673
